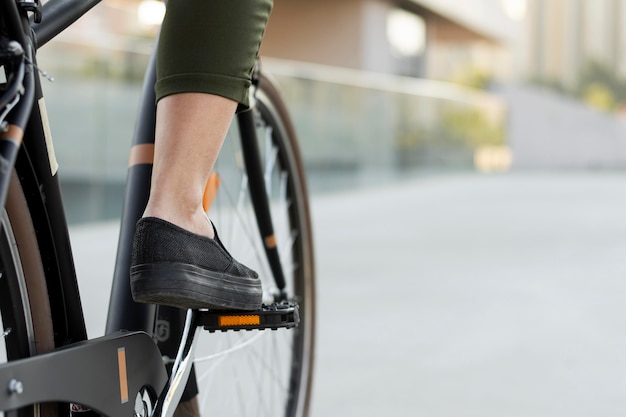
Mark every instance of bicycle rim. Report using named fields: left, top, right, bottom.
left=0, top=174, right=57, bottom=417
left=192, top=79, right=315, bottom=417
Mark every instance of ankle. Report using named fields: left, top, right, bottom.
left=142, top=205, right=214, bottom=239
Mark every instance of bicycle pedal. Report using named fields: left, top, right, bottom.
left=196, top=302, right=299, bottom=332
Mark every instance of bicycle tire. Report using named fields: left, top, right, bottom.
left=190, top=73, right=316, bottom=417
left=0, top=173, right=57, bottom=417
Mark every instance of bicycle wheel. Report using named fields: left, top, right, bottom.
left=0, top=173, right=57, bottom=417
left=192, top=74, right=315, bottom=417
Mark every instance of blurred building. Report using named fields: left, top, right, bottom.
left=262, top=0, right=522, bottom=83
left=500, top=0, right=626, bottom=171
left=525, top=0, right=626, bottom=90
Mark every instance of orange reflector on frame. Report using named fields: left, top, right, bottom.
left=202, top=172, right=221, bottom=212
left=219, top=315, right=261, bottom=327
left=117, top=347, right=129, bottom=404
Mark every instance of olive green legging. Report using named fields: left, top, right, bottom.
left=156, top=0, right=274, bottom=107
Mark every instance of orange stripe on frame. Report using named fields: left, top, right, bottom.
left=0, top=125, right=24, bottom=146
left=202, top=172, right=221, bottom=212
left=265, top=234, right=277, bottom=249
left=117, top=347, right=129, bottom=404
left=128, top=144, right=155, bottom=166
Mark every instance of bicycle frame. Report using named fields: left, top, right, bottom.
left=0, top=0, right=171, bottom=414
left=0, top=0, right=293, bottom=415
left=1, top=0, right=101, bottom=348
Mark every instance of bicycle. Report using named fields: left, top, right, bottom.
left=0, top=1, right=315, bottom=416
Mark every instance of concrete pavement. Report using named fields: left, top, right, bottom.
left=70, top=172, right=626, bottom=416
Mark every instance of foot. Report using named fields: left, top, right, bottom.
left=130, top=217, right=262, bottom=310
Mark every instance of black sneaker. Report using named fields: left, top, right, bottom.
left=130, top=217, right=262, bottom=310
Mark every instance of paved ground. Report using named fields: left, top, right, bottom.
left=70, top=172, right=626, bottom=416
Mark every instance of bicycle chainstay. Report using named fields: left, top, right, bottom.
left=197, top=302, right=299, bottom=332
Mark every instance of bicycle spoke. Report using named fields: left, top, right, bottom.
left=194, top=332, right=266, bottom=363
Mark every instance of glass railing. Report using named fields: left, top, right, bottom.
left=264, top=58, right=508, bottom=193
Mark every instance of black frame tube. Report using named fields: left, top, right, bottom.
left=0, top=0, right=91, bottom=347
left=105, top=49, right=158, bottom=335
left=31, top=0, right=102, bottom=48
left=237, top=109, right=288, bottom=293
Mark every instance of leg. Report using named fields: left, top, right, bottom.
left=142, top=0, right=273, bottom=237
left=130, top=0, right=273, bottom=311
left=142, top=93, right=237, bottom=239
left=131, top=1, right=273, bottom=414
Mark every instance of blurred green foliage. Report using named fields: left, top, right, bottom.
left=531, top=59, right=626, bottom=113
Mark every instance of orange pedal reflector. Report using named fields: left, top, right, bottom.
left=219, top=315, right=261, bottom=327
left=202, top=172, right=221, bottom=212
left=198, top=303, right=299, bottom=332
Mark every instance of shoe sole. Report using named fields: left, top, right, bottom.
left=130, top=263, right=263, bottom=310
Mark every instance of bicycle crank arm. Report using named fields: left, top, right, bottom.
left=0, top=331, right=167, bottom=416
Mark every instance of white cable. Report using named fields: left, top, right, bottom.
left=194, top=331, right=266, bottom=363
